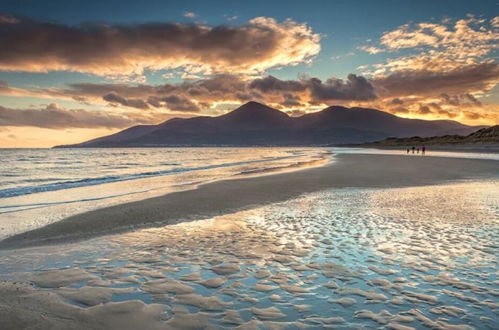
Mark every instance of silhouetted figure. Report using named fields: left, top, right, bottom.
left=412, top=146, right=415, bottom=154
left=416, top=147, right=420, bottom=154
left=422, top=145, right=426, bottom=155
left=407, top=148, right=410, bottom=154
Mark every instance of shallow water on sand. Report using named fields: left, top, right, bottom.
left=0, top=147, right=328, bottom=240
left=0, top=180, right=498, bottom=329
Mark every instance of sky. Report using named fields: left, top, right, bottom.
left=0, top=0, right=497, bottom=147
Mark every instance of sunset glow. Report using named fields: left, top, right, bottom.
left=0, top=0, right=497, bottom=147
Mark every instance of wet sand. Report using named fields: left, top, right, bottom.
left=1, top=153, right=498, bottom=249
left=1, top=180, right=497, bottom=329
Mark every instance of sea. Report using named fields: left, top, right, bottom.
left=0, top=147, right=329, bottom=240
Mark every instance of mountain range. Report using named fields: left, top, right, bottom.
left=55, top=101, right=484, bottom=147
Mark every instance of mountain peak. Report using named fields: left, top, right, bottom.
left=241, top=100, right=266, bottom=107
left=234, top=101, right=279, bottom=112
left=221, top=101, right=289, bottom=121
left=322, top=105, right=349, bottom=112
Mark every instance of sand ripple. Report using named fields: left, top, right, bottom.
left=0, top=180, right=498, bottom=329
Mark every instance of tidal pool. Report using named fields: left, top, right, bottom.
left=0, top=180, right=498, bottom=329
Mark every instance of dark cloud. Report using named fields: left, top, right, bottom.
left=417, top=105, right=432, bottom=115
left=234, top=92, right=253, bottom=101
left=427, top=103, right=442, bottom=111
left=439, top=92, right=485, bottom=107
left=249, top=75, right=307, bottom=93
left=0, top=15, right=320, bottom=75
left=147, top=95, right=200, bottom=112
left=308, top=74, right=377, bottom=101
left=103, top=92, right=150, bottom=109
left=390, top=98, right=404, bottom=105
left=440, top=93, right=460, bottom=106
left=0, top=103, right=148, bottom=128
left=249, top=74, right=377, bottom=102
left=463, top=93, right=482, bottom=106
left=373, top=62, right=499, bottom=97
left=281, top=93, right=302, bottom=106
left=42, top=73, right=378, bottom=110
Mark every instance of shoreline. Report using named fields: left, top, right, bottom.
left=1, top=153, right=498, bottom=250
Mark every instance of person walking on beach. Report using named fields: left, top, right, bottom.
left=416, top=147, right=420, bottom=154
left=412, top=146, right=415, bottom=154
left=422, top=145, right=426, bottom=155
left=407, top=148, right=410, bottom=154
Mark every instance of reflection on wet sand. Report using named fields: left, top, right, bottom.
left=0, top=180, right=498, bottom=329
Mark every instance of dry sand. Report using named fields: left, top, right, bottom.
left=1, top=153, right=497, bottom=249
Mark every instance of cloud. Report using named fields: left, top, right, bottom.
left=287, top=109, right=306, bottom=117
left=308, top=74, right=376, bottom=102
left=357, top=46, right=383, bottom=54
left=417, top=105, right=432, bottom=115
left=388, top=106, right=410, bottom=115
left=361, top=16, right=498, bottom=76
left=353, top=15, right=499, bottom=124
left=1, top=72, right=375, bottom=113
left=281, top=93, right=303, bottom=107
left=0, top=103, right=158, bottom=128
left=57, top=73, right=377, bottom=109
left=0, top=14, right=18, bottom=24
left=103, top=92, right=150, bottom=109
left=147, top=95, right=200, bottom=112
left=390, top=98, right=404, bottom=105
left=379, top=17, right=498, bottom=56
left=361, top=16, right=498, bottom=68
left=183, top=12, right=197, bottom=18
left=1, top=70, right=495, bottom=125
left=0, top=15, right=320, bottom=76
left=249, top=75, right=307, bottom=93
left=436, top=109, right=458, bottom=119
left=249, top=74, right=377, bottom=102
left=462, top=111, right=480, bottom=120
left=372, top=62, right=499, bottom=97
left=439, top=93, right=484, bottom=107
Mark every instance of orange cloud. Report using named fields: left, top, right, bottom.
left=376, top=16, right=498, bottom=59
left=0, top=15, right=320, bottom=76
left=354, top=16, right=499, bottom=125
left=0, top=73, right=378, bottom=113
left=372, top=62, right=499, bottom=97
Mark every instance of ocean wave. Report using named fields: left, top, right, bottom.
left=237, top=155, right=330, bottom=176
left=0, top=154, right=322, bottom=199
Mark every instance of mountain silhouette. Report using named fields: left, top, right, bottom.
left=55, top=101, right=483, bottom=147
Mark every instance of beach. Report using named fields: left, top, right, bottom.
left=2, top=2, right=498, bottom=329
left=0, top=150, right=498, bottom=329
left=1, top=152, right=498, bottom=249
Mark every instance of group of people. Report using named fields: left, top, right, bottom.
left=407, top=145, right=426, bottom=155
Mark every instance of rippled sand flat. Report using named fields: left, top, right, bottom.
left=0, top=180, right=498, bottom=329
